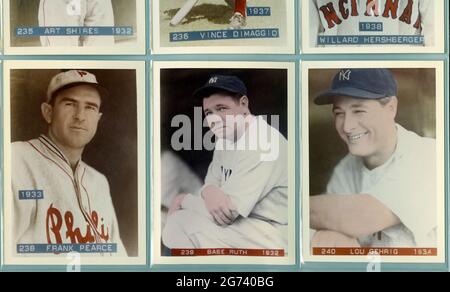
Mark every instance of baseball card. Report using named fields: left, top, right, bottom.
left=152, top=0, right=295, bottom=54
left=2, top=0, right=146, bottom=55
left=2, top=60, right=147, bottom=266
left=301, top=0, right=446, bottom=54
left=301, top=60, right=446, bottom=265
left=152, top=61, right=296, bottom=266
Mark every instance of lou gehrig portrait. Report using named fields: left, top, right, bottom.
left=7, top=68, right=139, bottom=257
left=158, top=69, right=290, bottom=257
left=308, top=68, right=440, bottom=251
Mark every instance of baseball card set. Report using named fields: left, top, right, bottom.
left=0, top=0, right=448, bottom=274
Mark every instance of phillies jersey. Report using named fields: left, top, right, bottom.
left=11, top=135, right=126, bottom=256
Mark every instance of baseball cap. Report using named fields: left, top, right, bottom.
left=46, top=70, right=108, bottom=103
left=314, top=68, right=397, bottom=105
left=193, top=75, right=247, bottom=100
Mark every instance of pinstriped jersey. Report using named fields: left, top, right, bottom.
left=11, top=135, right=126, bottom=256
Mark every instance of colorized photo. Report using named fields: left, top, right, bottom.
left=2, top=61, right=147, bottom=266
left=152, top=0, right=295, bottom=54
left=302, top=0, right=445, bottom=54
left=302, top=61, right=446, bottom=264
left=152, top=62, right=296, bottom=265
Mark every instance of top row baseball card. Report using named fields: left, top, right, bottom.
left=0, top=0, right=446, bottom=55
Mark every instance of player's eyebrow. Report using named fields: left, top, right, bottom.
left=59, top=97, right=100, bottom=109
left=332, top=101, right=368, bottom=111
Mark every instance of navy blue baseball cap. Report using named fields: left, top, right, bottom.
left=314, top=69, right=398, bottom=105
left=193, top=75, right=247, bottom=100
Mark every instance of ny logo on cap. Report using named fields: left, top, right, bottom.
left=77, top=70, right=88, bottom=78
left=339, top=69, right=352, bottom=81
left=209, top=77, right=218, bottom=84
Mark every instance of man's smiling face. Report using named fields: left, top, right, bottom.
left=332, top=95, right=397, bottom=165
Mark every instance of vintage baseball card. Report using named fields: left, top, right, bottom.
left=2, top=0, right=146, bottom=55
left=301, top=0, right=446, bottom=54
left=2, top=60, right=147, bottom=266
left=301, top=60, right=446, bottom=265
left=152, top=0, right=295, bottom=54
left=152, top=61, right=296, bottom=266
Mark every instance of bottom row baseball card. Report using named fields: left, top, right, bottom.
left=0, top=60, right=447, bottom=269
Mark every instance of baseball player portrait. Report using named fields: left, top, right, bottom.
left=309, top=68, right=438, bottom=249
left=6, top=67, right=143, bottom=258
left=309, top=0, right=435, bottom=47
left=159, top=71, right=289, bottom=254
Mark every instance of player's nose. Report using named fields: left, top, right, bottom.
left=73, top=105, right=86, bottom=121
left=343, top=113, right=357, bottom=133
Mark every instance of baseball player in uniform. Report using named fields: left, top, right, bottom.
left=12, top=70, right=126, bottom=256
left=310, top=69, right=436, bottom=248
left=310, top=0, right=434, bottom=46
left=38, top=0, right=115, bottom=46
left=162, top=75, right=288, bottom=251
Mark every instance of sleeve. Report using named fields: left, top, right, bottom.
left=161, top=151, right=202, bottom=208
left=418, top=0, right=434, bottom=46
left=180, top=193, right=213, bottom=220
left=82, top=0, right=115, bottom=46
left=326, top=160, right=353, bottom=195
left=221, top=150, right=282, bottom=218
left=11, top=143, right=36, bottom=245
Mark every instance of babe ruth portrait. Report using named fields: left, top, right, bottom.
left=7, top=68, right=140, bottom=257
left=308, top=68, right=438, bottom=249
left=309, top=0, right=436, bottom=47
left=7, top=0, right=138, bottom=48
left=159, top=70, right=289, bottom=255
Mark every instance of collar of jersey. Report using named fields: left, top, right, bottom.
left=38, top=134, right=84, bottom=173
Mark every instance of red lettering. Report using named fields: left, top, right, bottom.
left=350, top=0, right=358, bottom=16
left=365, top=0, right=380, bottom=16
left=339, top=0, right=349, bottom=20
left=413, top=14, right=421, bottom=30
left=319, top=3, right=342, bottom=29
left=399, top=0, right=414, bottom=24
left=45, top=205, right=110, bottom=245
left=46, top=204, right=63, bottom=244
left=382, top=0, right=399, bottom=19
left=65, top=211, right=95, bottom=243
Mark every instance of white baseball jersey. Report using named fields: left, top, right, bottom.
left=163, top=115, right=289, bottom=250
left=326, top=124, right=436, bottom=247
left=310, top=0, right=434, bottom=46
left=38, top=0, right=115, bottom=46
left=11, top=135, right=126, bottom=256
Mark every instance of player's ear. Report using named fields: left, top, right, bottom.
left=41, top=102, right=53, bottom=124
left=239, top=95, right=249, bottom=108
left=387, top=96, right=398, bottom=119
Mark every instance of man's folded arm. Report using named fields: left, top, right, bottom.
left=310, top=194, right=401, bottom=238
